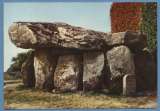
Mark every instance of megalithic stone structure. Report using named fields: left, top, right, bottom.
left=8, top=22, right=147, bottom=95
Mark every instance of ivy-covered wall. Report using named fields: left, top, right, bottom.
left=110, top=2, right=143, bottom=33
left=110, top=2, right=157, bottom=51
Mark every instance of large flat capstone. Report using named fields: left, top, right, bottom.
left=8, top=22, right=146, bottom=50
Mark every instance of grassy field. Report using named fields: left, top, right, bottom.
left=4, top=80, right=157, bottom=109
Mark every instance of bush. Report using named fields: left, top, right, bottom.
left=4, top=72, right=21, bottom=80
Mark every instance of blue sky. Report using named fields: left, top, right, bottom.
left=4, top=2, right=112, bottom=71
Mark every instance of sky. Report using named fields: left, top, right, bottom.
left=4, top=2, right=112, bottom=71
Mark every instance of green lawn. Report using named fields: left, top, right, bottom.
left=4, top=81, right=157, bottom=109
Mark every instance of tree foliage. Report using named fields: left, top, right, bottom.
left=7, top=50, right=33, bottom=73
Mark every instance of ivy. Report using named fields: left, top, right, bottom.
left=140, top=3, right=157, bottom=52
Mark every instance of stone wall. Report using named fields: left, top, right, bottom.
left=8, top=22, right=156, bottom=95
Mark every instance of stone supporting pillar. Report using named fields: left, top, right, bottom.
left=83, top=52, right=104, bottom=91
left=54, top=54, right=83, bottom=92
left=34, top=49, right=58, bottom=91
left=21, top=51, right=35, bottom=87
left=123, top=74, right=136, bottom=96
left=106, top=45, right=135, bottom=94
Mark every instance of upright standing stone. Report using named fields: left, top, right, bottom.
left=106, top=45, right=135, bottom=93
left=134, top=50, right=157, bottom=92
left=83, top=52, right=104, bottom=91
left=107, top=45, right=135, bottom=79
left=34, top=49, right=58, bottom=91
left=123, top=74, right=136, bottom=96
left=54, top=54, right=83, bottom=92
left=21, top=51, right=35, bottom=87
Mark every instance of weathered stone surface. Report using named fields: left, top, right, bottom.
left=83, top=52, right=104, bottom=91
left=54, top=54, right=83, bottom=92
left=8, top=22, right=106, bottom=50
left=8, top=22, right=151, bottom=94
left=134, top=50, right=157, bottom=92
left=123, top=74, right=136, bottom=96
left=8, top=22, right=146, bottom=50
left=21, top=51, right=35, bottom=87
left=108, top=31, right=147, bottom=51
left=106, top=45, right=135, bottom=93
left=34, top=49, right=58, bottom=91
left=107, top=45, right=135, bottom=79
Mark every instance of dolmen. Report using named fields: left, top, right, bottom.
left=8, top=22, right=151, bottom=96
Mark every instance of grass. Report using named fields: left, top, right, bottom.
left=4, top=81, right=157, bottom=109
left=4, top=79, right=22, bottom=84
